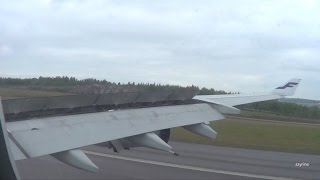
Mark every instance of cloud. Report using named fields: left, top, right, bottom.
left=0, top=45, right=13, bottom=56
left=0, top=0, right=320, bottom=99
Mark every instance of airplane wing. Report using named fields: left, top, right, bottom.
left=193, top=78, right=301, bottom=107
left=6, top=103, right=223, bottom=161
left=0, top=78, right=301, bottom=179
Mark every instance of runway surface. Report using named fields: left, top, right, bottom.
left=16, top=141, right=320, bottom=180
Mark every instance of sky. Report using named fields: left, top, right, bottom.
left=0, top=0, right=319, bottom=99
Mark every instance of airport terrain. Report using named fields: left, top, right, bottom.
left=17, top=142, right=320, bottom=180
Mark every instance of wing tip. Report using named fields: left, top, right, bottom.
left=272, top=78, right=301, bottom=96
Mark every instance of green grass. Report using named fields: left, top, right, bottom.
left=239, top=110, right=320, bottom=123
left=0, top=87, right=68, bottom=99
left=171, top=118, right=320, bottom=154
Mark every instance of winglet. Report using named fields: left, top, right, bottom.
left=272, top=78, right=301, bottom=96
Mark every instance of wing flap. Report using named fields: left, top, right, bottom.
left=8, top=103, right=223, bottom=160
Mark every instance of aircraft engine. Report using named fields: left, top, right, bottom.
left=106, top=129, right=172, bottom=153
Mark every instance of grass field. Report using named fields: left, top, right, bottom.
left=171, top=118, right=320, bottom=154
left=239, top=110, right=320, bottom=124
left=0, top=87, right=68, bottom=99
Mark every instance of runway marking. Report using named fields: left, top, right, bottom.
left=84, top=150, right=297, bottom=180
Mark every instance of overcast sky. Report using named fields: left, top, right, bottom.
left=0, top=0, right=319, bottom=99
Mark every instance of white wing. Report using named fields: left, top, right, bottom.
left=6, top=103, right=223, bottom=161
left=193, top=78, right=301, bottom=107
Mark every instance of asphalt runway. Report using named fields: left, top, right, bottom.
left=16, top=142, right=320, bottom=180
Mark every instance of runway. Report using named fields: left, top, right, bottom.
left=16, top=142, right=320, bottom=180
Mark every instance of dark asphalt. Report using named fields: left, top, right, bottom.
left=16, top=142, right=320, bottom=180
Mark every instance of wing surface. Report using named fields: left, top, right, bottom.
left=193, top=78, right=301, bottom=107
left=6, top=103, right=223, bottom=160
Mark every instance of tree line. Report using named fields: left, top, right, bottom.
left=0, top=76, right=109, bottom=87
left=0, top=76, right=230, bottom=95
